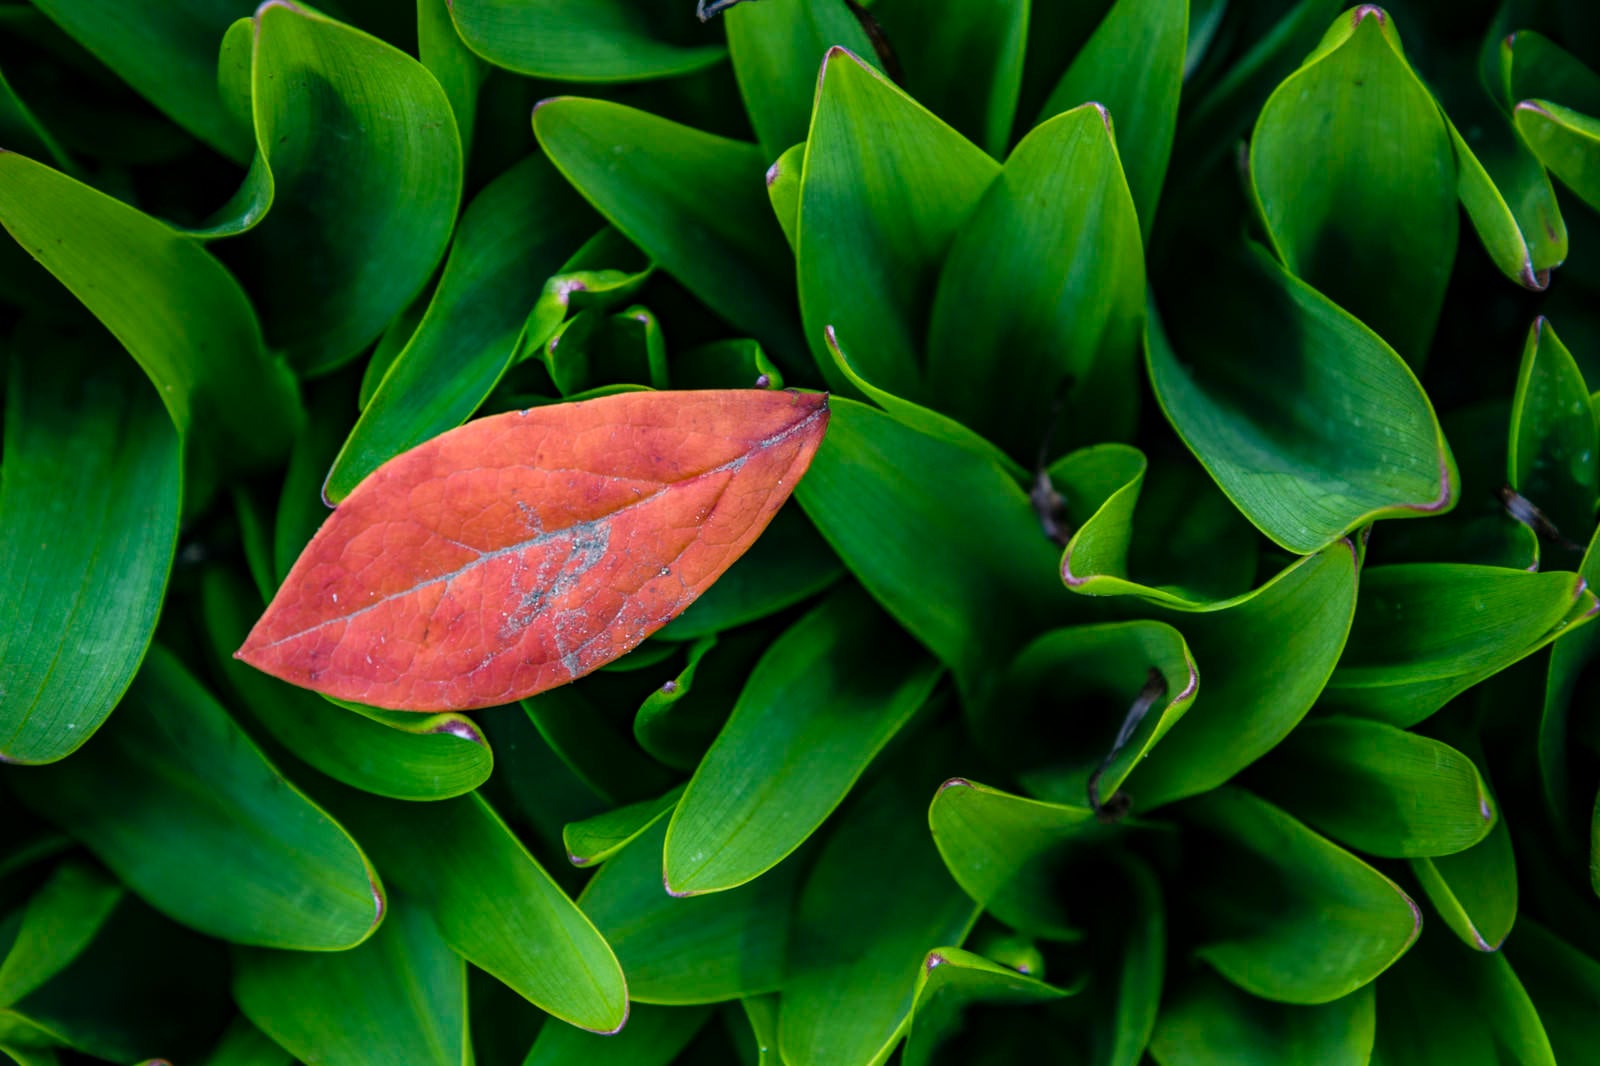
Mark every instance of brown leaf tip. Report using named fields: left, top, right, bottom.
left=659, top=679, right=678, bottom=694
left=925, top=952, right=948, bottom=972
left=1353, top=4, right=1386, bottom=25
left=765, top=160, right=782, bottom=188
left=939, top=777, right=973, bottom=792
left=753, top=373, right=771, bottom=389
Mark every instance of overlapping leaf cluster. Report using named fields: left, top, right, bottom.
left=3, top=0, right=1600, bottom=1062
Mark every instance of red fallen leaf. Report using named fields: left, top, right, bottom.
left=236, top=389, right=830, bottom=711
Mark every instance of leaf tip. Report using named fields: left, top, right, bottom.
left=1088, top=101, right=1113, bottom=134
left=663, top=872, right=696, bottom=899
left=1515, top=100, right=1554, bottom=118
left=592, top=999, right=631, bottom=1037
left=1520, top=263, right=1552, bottom=291
left=429, top=717, right=485, bottom=744
left=659, top=679, right=678, bottom=694
left=765, top=159, right=782, bottom=188
left=925, top=951, right=948, bottom=972
left=939, top=777, right=973, bottom=793
left=569, top=853, right=593, bottom=868
left=1352, top=4, right=1386, bottom=25
left=753, top=373, right=772, bottom=389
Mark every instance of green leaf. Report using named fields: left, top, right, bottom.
left=1181, top=787, right=1419, bottom=1005
left=1325, top=563, right=1596, bottom=727
left=795, top=397, right=1074, bottom=698
left=1037, top=0, right=1186, bottom=235
left=446, top=0, right=723, bottom=81
left=901, top=947, right=1074, bottom=1066
left=315, top=788, right=627, bottom=1033
left=928, top=779, right=1095, bottom=940
left=231, top=1, right=462, bottom=375
left=1516, top=100, right=1600, bottom=211
left=1129, top=544, right=1360, bottom=809
left=871, top=0, right=1028, bottom=157
left=1411, top=814, right=1518, bottom=951
left=418, top=0, right=486, bottom=159
left=579, top=817, right=797, bottom=1005
left=271, top=380, right=353, bottom=586
left=234, top=899, right=465, bottom=1066
left=0, top=326, right=179, bottom=765
left=532, top=97, right=805, bottom=376
left=1541, top=520, right=1600, bottom=839
left=1247, top=716, right=1496, bottom=858
left=0, top=861, right=122, bottom=1008
left=1509, top=316, right=1597, bottom=546
left=199, top=568, right=494, bottom=802
left=1147, top=244, right=1455, bottom=555
left=798, top=47, right=1000, bottom=398
left=201, top=1018, right=291, bottom=1066
left=563, top=786, right=683, bottom=868
left=28, top=0, right=254, bottom=161
left=670, top=338, right=785, bottom=392
left=632, top=636, right=734, bottom=771
left=765, top=142, right=803, bottom=252
left=1151, top=972, right=1375, bottom=1066
left=0, top=65, right=72, bottom=174
left=1505, top=918, right=1600, bottom=1066
left=524, top=688, right=679, bottom=808
left=325, top=154, right=599, bottom=502
left=779, top=763, right=980, bottom=1066
left=666, top=586, right=942, bottom=895
left=925, top=103, right=1144, bottom=461
left=10, top=646, right=383, bottom=950
left=0, top=152, right=301, bottom=478
left=523, top=1004, right=712, bottom=1066
left=1248, top=6, right=1457, bottom=367
left=725, top=0, right=875, bottom=157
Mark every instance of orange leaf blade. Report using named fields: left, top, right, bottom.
left=237, top=390, right=830, bottom=710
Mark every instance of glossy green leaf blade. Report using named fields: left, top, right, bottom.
left=764, top=143, right=803, bottom=253
left=29, top=0, right=253, bottom=160
left=779, top=767, right=980, bottom=1066
left=799, top=47, right=1000, bottom=397
left=1541, top=520, right=1600, bottom=838
left=10, top=646, right=383, bottom=950
left=1508, top=316, right=1597, bottom=545
left=315, top=789, right=626, bottom=1033
left=1129, top=544, right=1359, bottom=808
left=523, top=1004, right=711, bottom=1066
left=795, top=398, right=1073, bottom=697
left=563, top=786, right=683, bottom=868
left=418, top=0, right=485, bottom=159
left=447, top=0, right=723, bottom=81
left=0, top=329, right=179, bottom=765
left=0, top=861, right=121, bottom=1008
left=200, top=568, right=493, bottom=802
left=0, top=152, right=300, bottom=474
left=1516, top=100, right=1600, bottom=211
left=325, top=154, right=599, bottom=502
left=1182, top=787, right=1419, bottom=1005
left=726, top=0, right=875, bottom=157
left=1326, top=563, right=1595, bottom=727
left=1038, top=0, right=1186, bottom=234
left=1147, top=245, right=1454, bottom=555
left=901, top=947, right=1074, bottom=1066
left=1150, top=972, right=1375, bottom=1066
left=243, top=1, right=462, bottom=374
left=1506, top=918, right=1600, bottom=1066
left=1411, top=814, right=1517, bottom=951
left=532, top=97, right=804, bottom=374
left=925, top=103, right=1144, bottom=461
left=579, top=818, right=797, bottom=1005
left=1248, top=716, right=1495, bottom=858
left=1248, top=6, right=1457, bottom=366
left=234, top=900, right=465, bottom=1066
left=666, top=586, right=941, bottom=895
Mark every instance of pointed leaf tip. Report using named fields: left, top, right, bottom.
left=1353, top=4, right=1386, bottom=24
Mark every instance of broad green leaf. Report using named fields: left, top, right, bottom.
left=446, top=0, right=723, bottom=81
left=202, top=1018, right=291, bottom=1066
left=1147, top=244, right=1455, bottom=555
left=725, top=0, right=875, bottom=157
left=523, top=1004, right=712, bottom=1066
left=234, top=900, right=465, bottom=1066
left=1503, top=29, right=1600, bottom=114
left=28, top=0, right=253, bottom=161
left=1373, top=927, right=1555, bottom=1066
left=200, top=568, right=493, bottom=802
left=871, top=0, right=1028, bottom=157
left=231, top=1, right=462, bottom=374
left=928, top=779, right=1095, bottom=940
left=1129, top=544, right=1360, bottom=808
left=563, top=786, right=683, bottom=868
left=901, top=947, right=1075, bottom=1066
left=1151, top=973, right=1374, bottom=1066
left=316, top=789, right=627, bottom=1033
left=418, top=0, right=485, bottom=159
left=533, top=98, right=806, bottom=376
left=1325, top=563, right=1596, bottom=727
left=795, top=398, right=1075, bottom=698
left=925, top=103, right=1144, bottom=461
left=737, top=996, right=779, bottom=1065
left=325, top=155, right=599, bottom=502
left=0, top=862, right=121, bottom=1007
left=579, top=818, right=796, bottom=1005
left=1248, top=6, right=1457, bottom=367
left=0, top=326, right=179, bottom=764
left=984, top=621, right=1196, bottom=806
left=798, top=47, right=1000, bottom=398
left=1506, top=918, right=1600, bottom=1066
left=1541, top=520, right=1600, bottom=839
left=1516, top=100, right=1600, bottom=211
left=1037, top=0, right=1186, bottom=234
left=1182, top=787, right=1419, bottom=1005
left=1094, top=854, right=1166, bottom=1066
left=670, top=338, right=785, bottom=392
left=0, top=152, right=300, bottom=477
left=1411, top=814, right=1517, bottom=951
left=666, top=587, right=942, bottom=894
left=10, top=647, right=381, bottom=950
left=1247, top=716, right=1496, bottom=858
left=1509, top=316, right=1597, bottom=546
